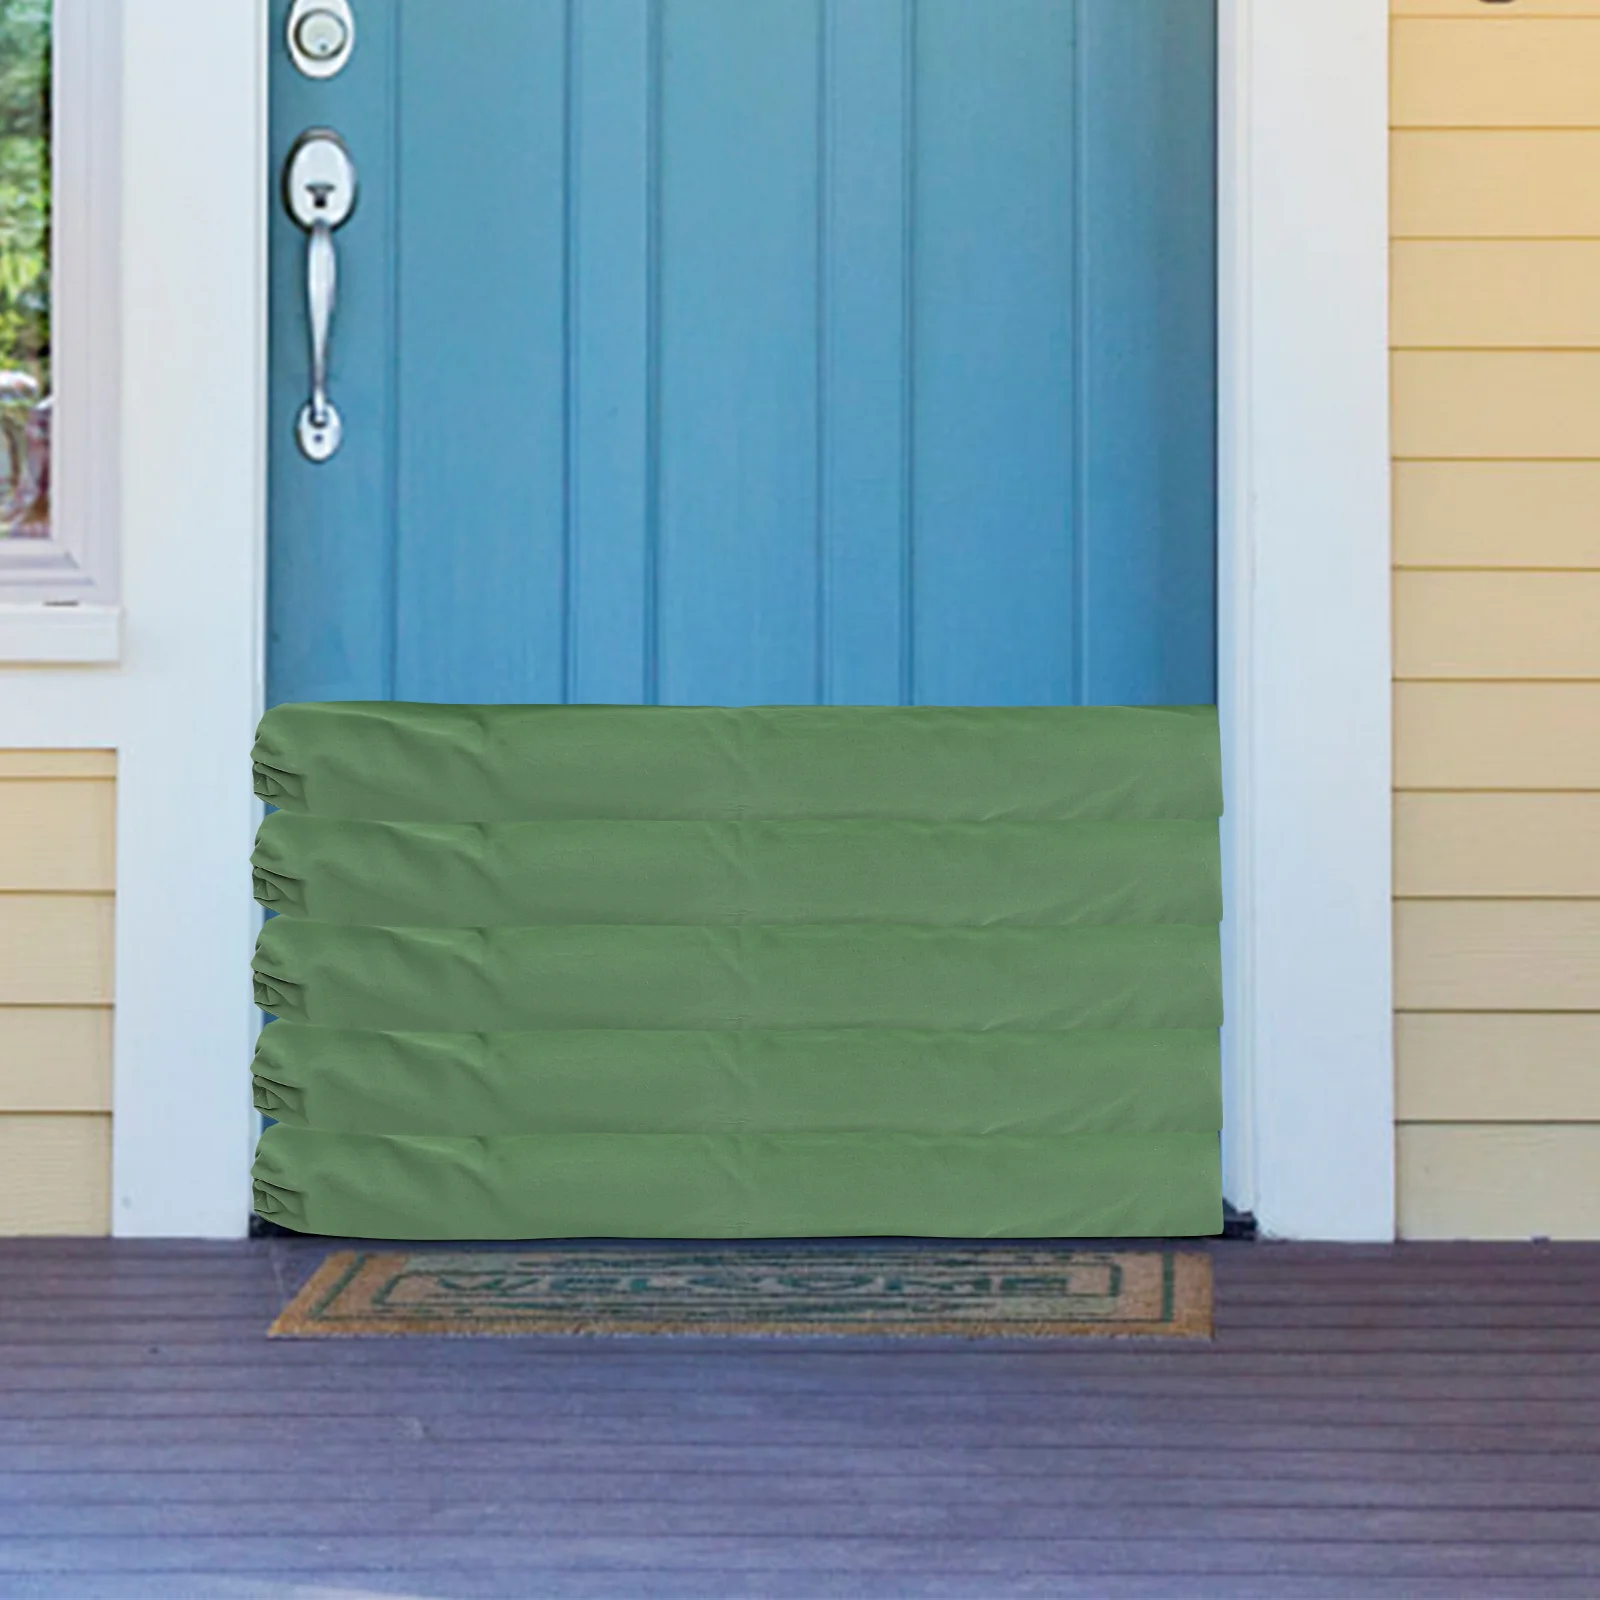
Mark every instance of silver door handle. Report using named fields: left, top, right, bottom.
left=283, top=129, right=357, bottom=462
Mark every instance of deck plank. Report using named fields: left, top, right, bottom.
left=0, top=1239, right=1597, bottom=1597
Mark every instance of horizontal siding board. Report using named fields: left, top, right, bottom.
left=1394, top=351, right=1600, bottom=458
left=1393, top=241, right=1600, bottom=349
left=1393, top=131, right=1600, bottom=237
left=1395, top=1, right=1600, bottom=16
left=0, top=780, right=114, bottom=892
left=1395, top=900, right=1600, bottom=1011
left=1396, top=793, right=1600, bottom=896
left=0, top=1010, right=112, bottom=1113
left=1395, top=681, right=1600, bottom=788
left=1393, top=18, right=1600, bottom=128
left=0, top=751, right=114, bottom=779
left=1393, top=570, right=1600, bottom=678
left=1399, top=1124, right=1600, bottom=1240
left=1394, top=461, right=1600, bottom=569
left=0, top=1116, right=110, bottom=1236
left=0, top=897, right=114, bottom=1006
left=1397, top=1013, right=1600, bottom=1121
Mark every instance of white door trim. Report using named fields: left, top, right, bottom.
left=0, top=0, right=1393, bottom=1240
left=0, top=0, right=268, bottom=1237
left=1217, top=0, right=1395, bottom=1240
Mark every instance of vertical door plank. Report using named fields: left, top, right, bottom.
left=910, top=0, right=1076, bottom=705
left=656, top=0, right=822, bottom=706
left=1078, top=0, right=1217, bottom=705
left=568, top=0, right=654, bottom=704
left=393, top=0, right=569, bottom=703
left=267, top=0, right=398, bottom=704
left=818, top=0, right=911, bottom=706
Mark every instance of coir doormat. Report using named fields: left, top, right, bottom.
left=270, top=1245, right=1213, bottom=1340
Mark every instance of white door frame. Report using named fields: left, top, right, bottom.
left=0, top=0, right=1392, bottom=1240
left=1217, top=0, right=1394, bottom=1239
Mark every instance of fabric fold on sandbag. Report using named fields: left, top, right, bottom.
left=252, top=918, right=1222, bottom=1034
left=253, top=813, right=1222, bottom=928
left=252, top=1124, right=1224, bottom=1239
left=253, top=1021, right=1223, bottom=1136
left=253, top=702, right=1223, bottom=823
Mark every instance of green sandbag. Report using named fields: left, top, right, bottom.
left=253, top=1021, right=1222, bottom=1136
left=253, top=813, right=1222, bottom=928
left=253, top=703, right=1222, bottom=823
left=252, top=1124, right=1223, bottom=1238
left=253, top=919, right=1222, bottom=1034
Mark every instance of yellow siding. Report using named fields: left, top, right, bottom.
left=0, top=778, right=115, bottom=890
left=1397, top=1014, right=1600, bottom=1121
left=1393, top=132, right=1600, bottom=236
left=0, top=1116, right=110, bottom=1236
left=0, top=753, right=115, bottom=1235
left=1394, top=351, right=1600, bottom=457
left=1393, top=571, right=1600, bottom=678
left=1393, top=6, right=1600, bottom=1239
left=1393, top=242, right=1600, bottom=348
left=0, top=1009, right=111, bottom=1112
left=0, top=750, right=114, bottom=779
left=1396, top=901, right=1600, bottom=1011
left=1399, top=1126, right=1600, bottom=1241
left=1396, top=2, right=1600, bottom=16
left=1393, top=18, right=1600, bottom=127
left=1395, top=683, right=1600, bottom=789
left=1394, top=462, right=1600, bottom=569
left=1396, top=793, right=1600, bottom=897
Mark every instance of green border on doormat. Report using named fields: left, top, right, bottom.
left=270, top=1245, right=1213, bottom=1340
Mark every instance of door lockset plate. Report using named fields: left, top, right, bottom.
left=287, top=0, right=355, bottom=80
left=283, top=128, right=357, bottom=230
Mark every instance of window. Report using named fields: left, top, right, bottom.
left=0, top=2, right=49, bottom=542
left=0, top=0, right=117, bottom=609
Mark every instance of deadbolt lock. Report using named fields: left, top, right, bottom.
left=286, top=0, right=355, bottom=79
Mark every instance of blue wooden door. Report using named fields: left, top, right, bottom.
left=269, top=0, right=1215, bottom=709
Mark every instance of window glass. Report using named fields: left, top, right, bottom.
left=0, top=0, right=49, bottom=540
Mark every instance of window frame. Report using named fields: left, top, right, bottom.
left=0, top=0, right=120, bottom=628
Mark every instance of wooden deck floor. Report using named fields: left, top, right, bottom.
left=2, top=1238, right=1600, bottom=1598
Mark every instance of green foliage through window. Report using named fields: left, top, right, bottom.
left=0, top=0, right=47, bottom=536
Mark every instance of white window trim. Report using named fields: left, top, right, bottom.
left=0, top=0, right=122, bottom=654
left=17, top=0, right=1389, bottom=1240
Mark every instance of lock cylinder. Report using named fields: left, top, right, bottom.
left=286, top=0, right=356, bottom=79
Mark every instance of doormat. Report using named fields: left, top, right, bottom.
left=270, top=1245, right=1212, bottom=1340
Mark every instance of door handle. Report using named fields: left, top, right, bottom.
left=283, top=129, right=358, bottom=462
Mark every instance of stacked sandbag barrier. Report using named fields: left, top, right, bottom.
left=249, top=703, right=1223, bottom=1239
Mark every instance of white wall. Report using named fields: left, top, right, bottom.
left=1219, top=0, right=1395, bottom=1240
left=0, top=0, right=266, bottom=1237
